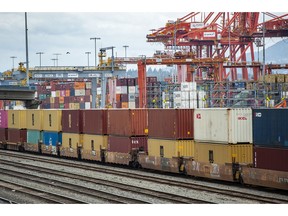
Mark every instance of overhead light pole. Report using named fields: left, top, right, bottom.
left=36, top=52, right=44, bottom=67
left=85, top=51, right=91, bottom=68
left=51, top=58, right=57, bottom=66
left=10, top=56, right=17, bottom=71
left=90, top=37, right=101, bottom=68
left=25, top=12, right=30, bottom=86
left=53, top=53, right=61, bottom=66
left=123, top=45, right=129, bottom=58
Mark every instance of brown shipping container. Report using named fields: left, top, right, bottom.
left=107, top=109, right=148, bottom=136
left=108, top=135, right=148, bottom=153
left=82, top=109, right=108, bottom=135
left=254, top=146, right=288, bottom=172
left=148, top=109, right=194, bottom=139
left=0, top=128, right=8, bottom=142
left=8, top=129, right=27, bottom=143
left=62, top=110, right=83, bottom=133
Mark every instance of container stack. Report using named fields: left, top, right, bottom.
left=38, top=81, right=92, bottom=109
left=193, top=108, right=253, bottom=165
left=252, top=109, right=288, bottom=172
left=0, top=110, right=8, bottom=148
left=146, top=76, right=160, bottom=108
left=60, top=110, right=83, bottom=158
left=115, top=78, right=139, bottom=108
left=42, top=109, right=62, bottom=155
left=25, top=110, right=44, bottom=152
left=107, top=109, right=148, bottom=165
left=81, top=109, right=108, bottom=161
left=146, top=109, right=195, bottom=172
left=7, top=110, right=27, bottom=150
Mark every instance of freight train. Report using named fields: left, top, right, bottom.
left=0, top=108, right=287, bottom=191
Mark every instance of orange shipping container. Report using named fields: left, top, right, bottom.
left=65, top=90, right=70, bottom=97
left=74, top=82, right=85, bottom=89
left=121, top=102, right=128, bottom=108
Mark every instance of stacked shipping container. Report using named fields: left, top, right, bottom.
left=0, top=110, right=8, bottom=148
left=115, top=78, right=139, bottom=108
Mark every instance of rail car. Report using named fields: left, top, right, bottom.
left=0, top=108, right=287, bottom=191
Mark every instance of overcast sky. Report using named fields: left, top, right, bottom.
left=0, top=0, right=286, bottom=72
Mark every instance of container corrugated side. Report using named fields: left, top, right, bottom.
left=107, top=109, right=148, bottom=136
left=27, top=130, right=43, bottom=145
left=148, top=109, right=194, bottom=139
left=0, top=128, right=8, bottom=141
left=0, top=110, right=8, bottom=128
left=148, top=138, right=194, bottom=159
left=194, top=142, right=253, bottom=165
left=7, top=128, right=27, bottom=143
left=253, top=109, right=288, bottom=148
left=194, top=108, right=252, bottom=144
left=62, top=110, right=83, bottom=133
left=108, top=136, right=148, bottom=153
left=61, top=133, right=83, bottom=157
left=83, top=134, right=108, bottom=151
left=82, top=109, right=107, bottom=135
left=43, top=110, right=62, bottom=132
left=253, top=146, right=288, bottom=172
left=43, top=131, right=62, bottom=146
left=26, top=110, right=44, bottom=130
left=8, top=110, right=27, bottom=129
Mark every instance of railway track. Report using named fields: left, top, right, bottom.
left=1, top=150, right=287, bottom=203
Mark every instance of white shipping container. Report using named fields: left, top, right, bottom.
left=173, top=91, right=181, bottom=99
left=180, top=82, right=197, bottom=91
left=174, top=101, right=181, bottom=108
left=194, top=108, right=252, bottom=144
left=85, top=102, right=91, bottom=109
left=115, top=86, right=122, bottom=94
left=189, top=91, right=197, bottom=100
left=128, top=86, right=136, bottom=94
left=75, top=89, right=86, bottom=96
left=198, top=99, right=206, bottom=108
left=128, top=94, right=135, bottom=102
left=51, top=91, right=56, bottom=97
left=181, top=91, right=189, bottom=100
left=181, top=100, right=190, bottom=108
left=85, top=82, right=92, bottom=89
left=121, top=86, right=128, bottom=94
left=97, top=87, right=101, bottom=95
left=189, top=100, right=198, bottom=109
left=128, top=102, right=136, bottom=109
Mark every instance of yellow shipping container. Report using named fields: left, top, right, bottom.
left=148, top=139, right=194, bottom=159
left=82, top=134, right=108, bottom=151
left=8, top=110, right=27, bottom=129
left=26, top=109, right=44, bottom=130
left=43, top=109, right=62, bottom=132
left=194, top=142, right=253, bottom=165
left=277, top=74, right=285, bottom=83
left=61, top=133, right=83, bottom=158
left=56, top=90, right=60, bottom=97
left=285, top=74, right=288, bottom=83
left=50, top=97, right=55, bottom=104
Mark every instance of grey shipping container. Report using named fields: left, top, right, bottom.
left=253, top=109, right=288, bottom=148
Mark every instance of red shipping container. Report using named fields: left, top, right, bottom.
left=107, top=109, right=148, bottom=136
left=108, top=135, right=147, bottom=153
left=148, top=109, right=194, bottom=139
left=82, top=109, right=108, bottom=135
left=8, top=129, right=27, bottom=143
left=254, top=146, right=288, bottom=172
left=62, top=110, right=83, bottom=133
left=120, top=94, right=128, bottom=102
left=0, top=128, right=8, bottom=141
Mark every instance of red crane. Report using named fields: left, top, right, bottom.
left=147, top=12, right=288, bottom=82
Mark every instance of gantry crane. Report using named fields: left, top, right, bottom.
left=147, top=12, right=288, bottom=82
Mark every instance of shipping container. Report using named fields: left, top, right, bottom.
left=148, top=138, right=194, bottom=159
left=194, top=108, right=252, bottom=144
left=26, top=110, right=44, bottom=130
left=60, top=133, right=83, bottom=158
left=43, top=110, right=62, bottom=132
left=62, top=110, right=83, bottom=133
left=148, top=109, right=194, bottom=139
left=108, top=135, right=147, bottom=153
left=253, top=146, right=288, bottom=172
left=8, top=128, right=27, bottom=143
left=0, top=110, right=8, bottom=128
left=27, top=130, right=43, bottom=144
left=82, top=109, right=107, bottom=135
left=253, top=109, right=288, bottom=148
left=0, top=128, right=8, bottom=141
left=8, top=110, right=27, bottom=129
left=82, top=134, right=108, bottom=161
left=107, top=109, right=148, bottom=136
left=43, top=131, right=62, bottom=146
left=194, top=142, right=253, bottom=165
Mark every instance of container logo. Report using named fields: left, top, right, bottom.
left=255, top=112, right=262, bottom=117
left=196, top=113, right=201, bottom=119
left=237, top=116, right=247, bottom=120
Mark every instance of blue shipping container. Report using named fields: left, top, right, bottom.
left=27, top=130, right=43, bottom=145
left=43, top=131, right=62, bottom=146
left=253, top=109, right=288, bottom=148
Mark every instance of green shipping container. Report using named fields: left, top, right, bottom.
left=27, top=130, right=43, bottom=145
